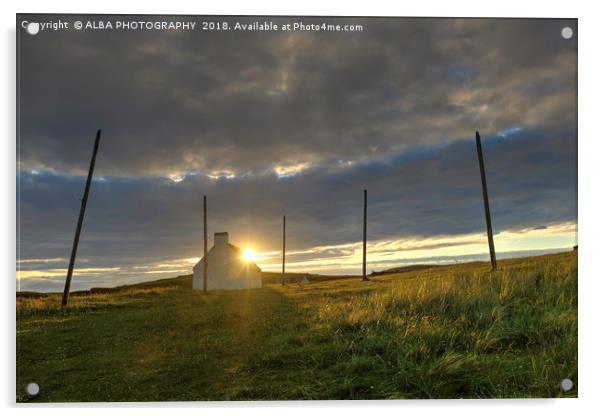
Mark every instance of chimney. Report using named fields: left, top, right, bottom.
left=214, top=232, right=229, bottom=247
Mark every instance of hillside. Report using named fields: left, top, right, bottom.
left=17, top=271, right=360, bottom=298
left=369, top=264, right=442, bottom=276
left=16, top=251, right=577, bottom=401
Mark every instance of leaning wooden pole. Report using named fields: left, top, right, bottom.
left=281, top=215, right=286, bottom=285
left=475, top=131, right=497, bottom=271
left=62, top=129, right=101, bottom=307
left=362, top=189, right=369, bottom=281
left=203, top=195, right=208, bottom=293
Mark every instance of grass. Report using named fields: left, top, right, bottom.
left=16, top=251, right=577, bottom=401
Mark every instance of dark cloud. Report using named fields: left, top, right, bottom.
left=18, top=16, right=576, bottom=177
left=17, top=128, right=576, bottom=266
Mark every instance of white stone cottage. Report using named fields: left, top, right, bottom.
left=193, top=232, right=262, bottom=291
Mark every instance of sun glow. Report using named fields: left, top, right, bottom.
left=242, top=248, right=257, bottom=262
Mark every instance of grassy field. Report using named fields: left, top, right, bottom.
left=16, top=251, right=577, bottom=401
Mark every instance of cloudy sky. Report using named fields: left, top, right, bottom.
left=17, top=16, right=577, bottom=292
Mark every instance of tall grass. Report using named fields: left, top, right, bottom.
left=17, top=286, right=179, bottom=318
left=16, top=252, right=577, bottom=401
left=305, top=254, right=577, bottom=398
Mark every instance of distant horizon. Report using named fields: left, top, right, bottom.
left=17, top=244, right=575, bottom=293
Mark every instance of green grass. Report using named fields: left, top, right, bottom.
left=16, top=251, right=577, bottom=401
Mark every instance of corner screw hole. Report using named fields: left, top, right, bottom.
left=26, top=382, right=39, bottom=396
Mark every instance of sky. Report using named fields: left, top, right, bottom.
left=17, top=16, right=577, bottom=292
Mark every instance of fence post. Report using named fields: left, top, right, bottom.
left=362, top=189, right=369, bottom=281
left=475, top=131, right=497, bottom=271
left=62, top=129, right=101, bottom=307
left=281, top=215, right=286, bottom=285
left=203, top=195, right=208, bottom=293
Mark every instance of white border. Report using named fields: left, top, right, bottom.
left=2, top=1, right=601, bottom=414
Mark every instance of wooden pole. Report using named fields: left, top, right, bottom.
left=281, top=215, right=286, bottom=285
left=62, top=129, right=101, bottom=307
left=203, top=195, right=208, bottom=293
left=362, top=189, right=369, bottom=281
left=475, top=131, right=497, bottom=271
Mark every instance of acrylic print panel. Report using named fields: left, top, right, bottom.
left=16, top=15, right=577, bottom=402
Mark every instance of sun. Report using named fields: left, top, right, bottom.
left=242, top=248, right=257, bottom=262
